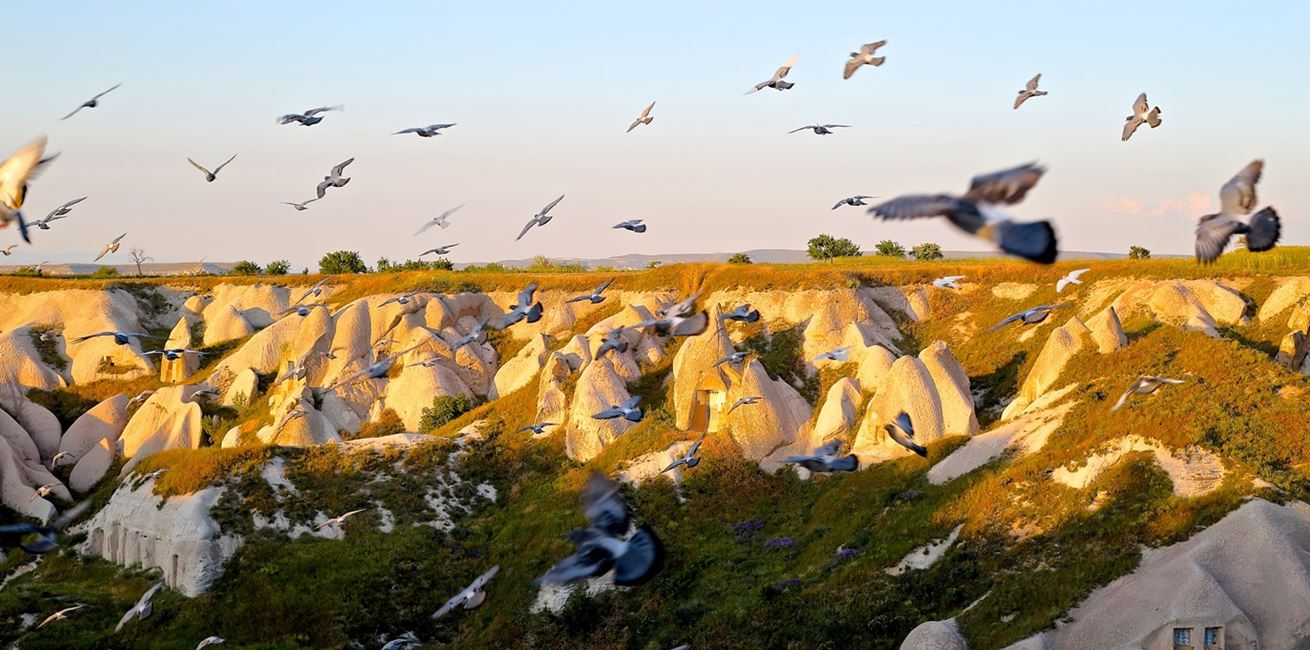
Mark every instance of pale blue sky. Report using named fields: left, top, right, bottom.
left=2, top=1, right=1306, bottom=267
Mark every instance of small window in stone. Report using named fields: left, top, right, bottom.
left=1204, top=627, right=1222, bottom=647
left=1173, top=627, right=1193, bottom=646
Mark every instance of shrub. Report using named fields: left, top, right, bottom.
left=419, top=394, right=475, bottom=434
left=230, top=260, right=262, bottom=276
left=89, top=267, right=119, bottom=278
left=376, top=258, right=451, bottom=273
left=874, top=240, right=908, bottom=258
left=319, top=251, right=368, bottom=274
left=265, top=260, right=291, bottom=275
left=728, top=253, right=753, bottom=264
left=358, top=409, right=406, bottom=439
left=807, top=234, right=862, bottom=261
left=1128, top=245, right=1151, bottom=259
left=28, top=325, right=67, bottom=371
left=910, top=242, right=944, bottom=261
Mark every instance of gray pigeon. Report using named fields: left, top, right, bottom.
left=714, top=350, right=749, bottom=368
left=394, top=123, right=456, bottom=137
left=451, top=320, right=489, bottom=352
left=595, top=328, right=629, bottom=358
left=789, top=124, right=850, bottom=135
left=497, top=283, right=544, bottom=328
left=883, top=411, right=926, bottom=457
left=634, top=293, right=708, bottom=337
left=721, top=304, right=760, bottom=323
left=517, top=195, right=564, bottom=240
left=432, top=565, right=499, bottom=619
left=517, top=422, right=558, bottom=436
left=315, top=158, right=353, bottom=199
left=187, top=154, right=237, bottom=182
left=783, top=440, right=858, bottom=473
left=1112, top=376, right=1184, bottom=411
left=567, top=278, right=615, bottom=304
left=727, top=396, right=761, bottom=414
left=746, top=56, right=797, bottom=93
left=73, top=330, right=159, bottom=345
left=814, top=346, right=851, bottom=363
left=832, top=195, right=877, bottom=210
left=536, top=474, right=663, bottom=586
left=278, top=105, right=342, bottom=126
left=33, top=196, right=87, bottom=230
left=627, top=101, right=656, bottom=133
left=662, top=434, right=706, bottom=473
left=593, top=396, right=643, bottom=422
left=614, top=219, right=647, bottom=233
left=115, top=582, right=164, bottom=633
left=1195, top=160, right=1280, bottom=264
left=61, top=83, right=122, bottom=120
left=989, top=304, right=1062, bottom=331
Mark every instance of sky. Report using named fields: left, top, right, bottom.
left=2, top=1, right=1308, bottom=268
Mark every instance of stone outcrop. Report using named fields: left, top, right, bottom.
left=1084, top=306, right=1127, bottom=353
left=201, top=283, right=290, bottom=330
left=1051, top=435, right=1225, bottom=497
left=722, top=361, right=812, bottom=460
left=565, top=357, right=636, bottom=462
left=382, top=357, right=473, bottom=432
left=0, top=328, right=66, bottom=391
left=1001, top=317, right=1093, bottom=419
left=203, top=305, right=256, bottom=345
left=70, top=438, right=116, bottom=493
left=58, top=394, right=130, bottom=462
left=853, top=356, right=945, bottom=464
left=0, top=288, right=153, bottom=383
left=492, top=333, right=551, bottom=398
left=812, top=378, right=863, bottom=444
left=918, top=341, right=978, bottom=437
left=119, top=386, right=205, bottom=473
left=901, top=618, right=967, bottom=650
left=222, top=368, right=260, bottom=408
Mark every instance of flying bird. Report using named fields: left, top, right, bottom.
left=989, top=304, right=1061, bottom=331
left=315, top=158, right=354, bottom=199
left=1, top=244, right=15, bottom=255
left=814, top=346, right=851, bottom=363
left=450, top=320, right=489, bottom=352
left=93, top=233, right=127, bottom=262
left=1122, top=93, right=1162, bottom=141
left=627, top=101, right=656, bottom=133
left=727, top=396, right=761, bottom=414
left=33, top=196, right=87, bottom=230
left=614, top=219, right=647, bottom=233
left=327, top=346, right=420, bottom=392
left=1112, top=376, right=1184, bottom=411
left=27, top=483, right=60, bottom=504
left=593, top=396, right=643, bottom=422
left=142, top=348, right=206, bottom=362
left=933, top=276, right=965, bottom=290
left=595, top=328, right=629, bottom=358
left=536, top=474, right=663, bottom=586
left=278, top=105, right=342, bottom=126
left=49, top=451, right=75, bottom=468
left=843, top=40, right=887, bottom=79
left=37, top=604, right=85, bottom=629
left=1013, top=74, right=1047, bottom=109
left=281, top=198, right=319, bottom=211
left=789, top=124, right=850, bottom=135
left=414, top=204, right=464, bottom=235
left=115, top=582, right=163, bottom=633
left=394, top=123, right=456, bottom=137
left=869, top=163, right=1058, bottom=264
left=884, top=412, right=926, bottom=457
left=662, top=434, right=706, bottom=473
left=0, top=495, right=93, bottom=554
left=420, top=244, right=459, bottom=257
left=379, top=290, right=428, bottom=307
left=381, top=633, right=421, bottom=650
left=73, top=330, right=158, bottom=345
left=783, top=440, right=858, bottom=473
left=517, top=422, right=558, bottom=436
left=1056, top=268, right=1090, bottom=292
left=498, top=283, right=544, bottom=328
left=314, top=508, right=368, bottom=532
left=832, top=195, right=877, bottom=210
left=128, top=390, right=155, bottom=407
left=432, top=565, right=500, bottom=619
left=61, top=83, right=122, bottom=120
left=1195, top=160, right=1281, bottom=264
left=517, top=195, right=564, bottom=241
left=196, top=636, right=225, bottom=649
left=280, top=303, right=325, bottom=318
left=747, top=56, right=797, bottom=93
left=721, top=304, right=760, bottom=323
left=187, top=154, right=238, bottom=182
left=0, top=136, right=56, bottom=243
left=293, top=278, right=330, bottom=305
left=567, top=278, right=615, bottom=304
left=715, top=350, right=750, bottom=368
left=634, top=293, right=708, bottom=337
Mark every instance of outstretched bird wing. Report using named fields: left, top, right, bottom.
left=1219, top=160, right=1262, bottom=216
left=964, top=163, right=1045, bottom=205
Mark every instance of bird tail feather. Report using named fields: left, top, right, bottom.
left=828, top=454, right=860, bottom=472
left=997, top=220, right=1058, bottom=264
left=1245, top=207, right=1281, bottom=253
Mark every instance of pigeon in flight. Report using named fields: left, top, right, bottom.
left=517, top=195, right=564, bottom=241
left=432, top=565, right=500, bottom=619
left=94, top=233, right=127, bottom=262
left=315, top=158, right=354, bottom=199
left=127, top=390, right=155, bottom=407
left=789, top=124, right=850, bottom=135
left=727, top=396, right=761, bottom=414
left=379, top=290, right=428, bottom=307
left=314, top=508, right=368, bottom=532
left=627, top=101, right=656, bottom=133
left=0, top=136, right=56, bottom=243
left=1195, top=160, right=1281, bottom=264
left=115, top=582, right=164, bottom=633
left=187, top=154, right=238, bottom=182
left=662, top=434, right=705, bottom=473
left=595, top=328, right=629, bottom=358
left=933, top=276, right=964, bottom=290
left=843, top=41, right=887, bottom=79
left=614, top=219, right=647, bottom=233
left=884, top=412, right=926, bottom=457
left=1013, top=74, right=1047, bottom=109
left=1056, top=268, right=1089, bottom=292
left=715, top=350, right=750, bottom=368
left=73, top=330, right=159, bottom=345
left=278, top=105, right=342, bottom=126
left=747, top=56, right=798, bottom=93
left=394, top=123, right=456, bottom=137
left=498, top=283, right=544, bottom=328
left=142, top=348, right=206, bottom=362
left=517, top=422, right=558, bottom=436
left=381, top=633, right=421, bottom=650
left=281, top=198, right=319, bottom=211
left=1, top=244, right=15, bottom=255
left=27, top=483, right=60, bottom=504
left=37, top=605, right=85, bottom=629
left=989, top=304, right=1061, bottom=331
left=783, top=440, right=858, bottom=473
left=721, top=304, right=760, bottom=323
left=1121, top=93, right=1162, bottom=141
left=451, top=320, right=489, bottom=352
left=536, top=474, right=663, bottom=586
left=593, top=396, right=643, bottom=422
left=1112, top=376, right=1184, bottom=411
left=869, top=163, right=1058, bottom=264
left=327, top=346, right=420, bottom=392
left=293, top=278, right=330, bottom=305
left=0, top=495, right=92, bottom=554
left=832, top=195, right=877, bottom=210
left=281, top=302, right=326, bottom=318
left=567, top=278, right=615, bottom=304
left=49, top=451, right=75, bottom=468
left=33, top=196, right=87, bottom=230
left=638, top=292, right=710, bottom=336
left=414, top=204, right=464, bottom=235
left=420, top=244, right=459, bottom=257
left=61, top=83, right=122, bottom=120
left=196, top=636, right=225, bottom=649
left=814, top=346, right=851, bottom=363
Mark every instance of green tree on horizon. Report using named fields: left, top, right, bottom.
left=1128, top=245, right=1151, bottom=259
left=911, top=242, right=944, bottom=261
left=319, top=251, right=368, bottom=275
left=875, top=240, right=908, bottom=258
left=807, top=234, right=862, bottom=261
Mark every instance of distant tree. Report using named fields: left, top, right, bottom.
left=89, top=267, right=119, bottom=279
left=319, top=251, right=368, bottom=274
left=645, top=261, right=662, bottom=269
left=807, top=234, right=862, bottom=261
left=128, top=248, right=153, bottom=276
left=301, top=268, right=309, bottom=275
left=910, top=242, right=944, bottom=261
left=419, top=394, right=475, bottom=434
left=1128, top=245, right=1151, bottom=260
left=230, top=260, right=262, bottom=276
left=874, top=240, right=908, bottom=258
left=265, top=260, right=291, bottom=275
left=728, top=253, right=753, bottom=264
left=430, top=257, right=455, bottom=271
left=377, top=258, right=452, bottom=272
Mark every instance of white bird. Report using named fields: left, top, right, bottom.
left=49, top=451, right=75, bottom=468
left=314, top=508, right=368, bottom=532
left=0, top=136, right=56, bottom=243
left=814, top=346, right=850, bottom=363
left=783, top=440, right=858, bottom=473
left=138, top=468, right=168, bottom=481
left=715, top=350, right=749, bottom=368
left=990, top=304, right=1062, bottom=331
left=566, top=278, right=615, bottom=304
left=1195, top=160, right=1281, bottom=264
left=327, top=346, right=420, bottom=392
left=832, top=195, right=877, bottom=210
left=517, top=195, right=564, bottom=241
left=747, top=56, right=797, bottom=93
left=432, top=565, right=500, bottom=619
left=196, top=636, right=225, bottom=649
left=1122, top=92, right=1162, bottom=141
left=414, top=204, right=464, bottom=235
left=593, top=396, right=643, bottom=422
left=627, top=101, right=656, bottom=133
left=1112, top=376, right=1184, bottom=412
left=450, top=320, right=489, bottom=352
left=614, top=219, right=647, bottom=233
left=61, top=83, right=122, bottom=120
left=789, top=124, right=850, bottom=135
left=293, top=278, right=330, bottom=305
left=115, top=582, right=164, bottom=633
left=187, top=154, right=237, bottom=182
left=277, top=105, right=342, bottom=126
left=127, top=390, right=155, bottom=407
left=884, top=412, right=926, bottom=457
left=662, top=434, right=706, bottom=473
left=933, top=276, right=965, bottom=290
left=26, top=483, right=60, bottom=504
left=727, top=396, right=762, bottom=414
left=93, top=233, right=127, bottom=262
left=37, top=604, right=85, bottom=629
left=1014, top=74, right=1047, bottom=109
left=420, top=244, right=459, bottom=257
left=282, top=198, right=319, bottom=211
left=1056, top=268, right=1090, bottom=292
left=497, top=284, right=544, bottom=328
left=315, top=158, right=354, bottom=199
left=536, top=474, right=663, bottom=586
left=843, top=41, right=887, bottom=79
left=394, top=123, right=456, bottom=137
